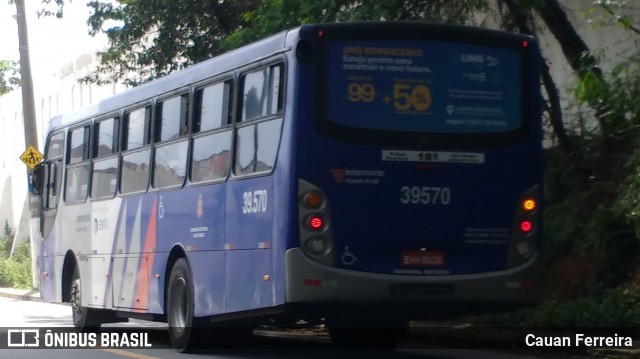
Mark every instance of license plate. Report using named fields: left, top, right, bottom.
left=402, top=251, right=444, bottom=266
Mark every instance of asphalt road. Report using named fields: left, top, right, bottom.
left=0, top=297, right=581, bottom=359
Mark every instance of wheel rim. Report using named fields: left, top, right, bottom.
left=170, top=277, right=187, bottom=331
left=71, top=278, right=84, bottom=323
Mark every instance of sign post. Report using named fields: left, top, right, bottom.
left=18, top=145, right=43, bottom=289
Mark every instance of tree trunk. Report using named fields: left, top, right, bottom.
left=536, top=0, right=611, bottom=136
left=499, top=0, right=573, bottom=153
left=541, top=59, right=573, bottom=153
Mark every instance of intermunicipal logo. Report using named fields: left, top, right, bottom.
left=7, top=329, right=40, bottom=347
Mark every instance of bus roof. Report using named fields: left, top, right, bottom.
left=48, top=28, right=295, bottom=132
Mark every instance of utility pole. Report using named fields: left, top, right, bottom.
left=15, top=0, right=41, bottom=289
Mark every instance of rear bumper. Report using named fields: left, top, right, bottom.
left=285, top=248, right=540, bottom=317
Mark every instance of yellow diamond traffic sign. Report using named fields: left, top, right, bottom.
left=20, top=145, right=44, bottom=169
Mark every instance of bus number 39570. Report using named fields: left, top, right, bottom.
left=400, top=186, right=451, bottom=205
left=242, top=190, right=268, bottom=214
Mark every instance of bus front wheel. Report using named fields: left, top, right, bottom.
left=167, top=258, right=200, bottom=352
left=70, top=266, right=101, bottom=330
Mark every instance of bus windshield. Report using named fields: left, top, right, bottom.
left=326, top=39, right=522, bottom=134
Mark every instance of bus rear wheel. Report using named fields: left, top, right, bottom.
left=70, top=266, right=101, bottom=330
left=167, top=258, right=201, bottom=352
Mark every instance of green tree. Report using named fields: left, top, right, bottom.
left=43, top=0, right=632, bottom=151
left=43, top=0, right=259, bottom=87
left=0, top=60, right=20, bottom=95
left=222, top=0, right=489, bottom=50
left=43, top=0, right=491, bottom=86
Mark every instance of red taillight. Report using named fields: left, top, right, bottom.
left=308, top=215, right=324, bottom=230
left=522, top=40, right=528, bottom=47
left=318, top=30, right=324, bottom=38
left=520, top=221, right=533, bottom=233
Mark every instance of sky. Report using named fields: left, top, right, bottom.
left=0, top=1, right=108, bottom=78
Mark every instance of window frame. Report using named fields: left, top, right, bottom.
left=189, top=76, right=235, bottom=185
left=152, top=90, right=191, bottom=190
left=154, top=91, right=190, bottom=143
left=238, top=62, right=285, bottom=123
left=91, top=114, right=120, bottom=201
left=121, top=105, right=152, bottom=153
left=64, top=123, right=92, bottom=204
left=193, top=78, right=234, bottom=134
left=43, top=130, right=65, bottom=210
left=233, top=59, right=287, bottom=179
left=93, top=115, right=120, bottom=159
left=119, top=104, right=153, bottom=196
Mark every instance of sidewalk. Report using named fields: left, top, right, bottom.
left=0, top=287, right=40, bottom=302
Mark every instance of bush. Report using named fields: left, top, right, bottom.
left=0, top=236, right=33, bottom=289
left=488, top=287, right=640, bottom=327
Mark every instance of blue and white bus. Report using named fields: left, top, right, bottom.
left=33, top=22, right=543, bottom=350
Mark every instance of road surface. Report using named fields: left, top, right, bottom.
left=0, top=297, right=570, bottom=359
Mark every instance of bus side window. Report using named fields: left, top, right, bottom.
left=236, top=64, right=284, bottom=176
left=191, top=80, right=233, bottom=183
left=153, top=94, right=190, bottom=189
left=44, top=131, right=65, bottom=209
left=155, top=94, right=189, bottom=142
left=121, top=107, right=151, bottom=194
left=92, top=117, right=119, bottom=199
left=65, top=125, right=91, bottom=204
left=241, top=65, right=283, bottom=122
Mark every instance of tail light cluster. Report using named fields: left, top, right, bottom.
left=506, top=185, right=541, bottom=268
left=298, top=179, right=334, bottom=266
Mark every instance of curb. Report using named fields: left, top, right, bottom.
left=0, top=289, right=41, bottom=302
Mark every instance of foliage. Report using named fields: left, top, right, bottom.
left=0, top=60, right=20, bottom=95
left=616, top=143, right=640, bottom=243
left=540, top=64, right=640, bottom=296
left=0, top=235, right=32, bottom=289
left=42, top=0, right=490, bottom=86
left=38, top=0, right=65, bottom=18
left=489, top=287, right=640, bottom=326
left=223, top=0, right=489, bottom=50
left=585, top=0, right=640, bottom=34
left=73, top=0, right=259, bottom=86
left=4, top=221, right=12, bottom=238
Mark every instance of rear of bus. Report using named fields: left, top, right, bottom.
left=285, top=23, right=543, bottom=320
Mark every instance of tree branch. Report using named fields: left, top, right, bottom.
left=600, top=3, right=640, bottom=36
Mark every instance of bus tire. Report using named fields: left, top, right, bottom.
left=167, top=258, right=200, bottom=352
left=70, top=266, right=101, bottom=330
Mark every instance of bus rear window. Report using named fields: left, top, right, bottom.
left=326, top=40, right=522, bottom=134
